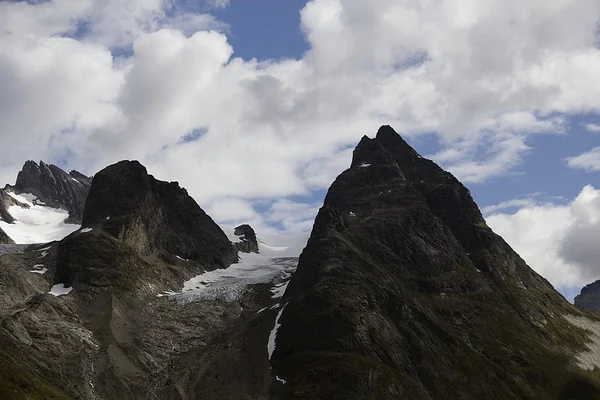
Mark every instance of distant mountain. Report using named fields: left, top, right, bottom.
left=575, top=281, right=600, bottom=311
left=1, top=128, right=600, bottom=399
left=0, top=160, right=92, bottom=244
left=8, top=160, right=92, bottom=223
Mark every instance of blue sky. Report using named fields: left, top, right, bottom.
left=0, top=0, right=599, bottom=298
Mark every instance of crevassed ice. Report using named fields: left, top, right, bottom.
left=173, top=231, right=309, bottom=303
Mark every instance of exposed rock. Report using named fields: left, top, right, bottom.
left=273, top=125, right=597, bottom=399
left=0, top=188, right=18, bottom=224
left=234, top=224, right=259, bottom=253
left=0, top=228, right=13, bottom=244
left=575, top=280, right=600, bottom=311
left=7, top=160, right=92, bottom=223
left=80, top=160, right=236, bottom=266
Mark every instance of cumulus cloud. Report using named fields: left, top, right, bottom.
left=486, top=186, right=600, bottom=293
left=0, top=0, right=599, bottom=232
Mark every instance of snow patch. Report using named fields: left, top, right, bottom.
left=349, top=211, right=356, bottom=217
left=0, top=192, right=79, bottom=244
left=358, top=163, right=371, bottom=168
left=30, top=268, right=48, bottom=274
left=268, top=305, right=286, bottom=360
left=80, top=228, right=93, bottom=233
left=39, top=251, right=47, bottom=258
left=48, top=284, right=73, bottom=297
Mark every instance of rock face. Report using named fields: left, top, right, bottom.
left=575, top=281, right=600, bottom=311
left=80, top=160, right=236, bottom=266
left=7, top=160, right=92, bottom=223
left=0, top=188, right=17, bottom=224
left=234, top=224, right=259, bottom=253
left=56, top=160, right=238, bottom=293
left=0, top=189, right=20, bottom=243
left=272, top=125, right=599, bottom=399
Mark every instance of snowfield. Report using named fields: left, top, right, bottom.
left=0, top=192, right=79, bottom=244
left=174, top=230, right=309, bottom=303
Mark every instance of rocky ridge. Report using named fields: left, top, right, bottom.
left=1, top=128, right=600, bottom=399
left=0, top=160, right=288, bottom=400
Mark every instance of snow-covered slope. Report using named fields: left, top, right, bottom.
left=174, top=229, right=310, bottom=302
left=0, top=191, right=79, bottom=244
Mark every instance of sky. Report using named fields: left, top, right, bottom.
left=0, top=0, right=599, bottom=299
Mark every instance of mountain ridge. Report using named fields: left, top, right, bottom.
left=0, top=127, right=600, bottom=399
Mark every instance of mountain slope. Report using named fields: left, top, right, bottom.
left=272, top=125, right=600, bottom=400
left=0, top=160, right=294, bottom=400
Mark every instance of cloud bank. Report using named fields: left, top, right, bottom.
left=0, top=0, right=599, bottom=238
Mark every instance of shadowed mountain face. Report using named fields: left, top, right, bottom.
left=1, top=132, right=600, bottom=400
left=575, top=281, right=600, bottom=311
left=56, top=160, right=238, bottom=294
left=272, top=126, right=599, bottom=400
left=7, top=160, right=92, bottom=224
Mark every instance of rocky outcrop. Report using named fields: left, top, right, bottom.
left=575, top=281, right=600, bottom=311
left=272, top=125, right=597, bottom=399
left=7, top=160, right=92, bottom=223
left=234, top=224, right=259, bottom=253
left=0, top=229, right=12, bottom=244
left=0, top=189, right=16, bottom=244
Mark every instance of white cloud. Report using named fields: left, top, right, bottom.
left=481, top=197, right=539, bottom=215
left=0, top=0, right=600, bottom=231
left=566, top=147, right=600, bottom=172
left=586, top=123, right=600, bottom=132
left=486, top=185, right=600, bottom=293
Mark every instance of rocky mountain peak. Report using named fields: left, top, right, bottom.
left=80, top=160, right=237, bottom=266
left=273, top=125, right=591, bottom=399
left=8, top=159, right=92, bottom=223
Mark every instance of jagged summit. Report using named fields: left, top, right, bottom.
left=7, top=159, right=92, bottom=224
left=273, top=125, right=596, bottom=399
left=0, top=160, right=90, bottom=243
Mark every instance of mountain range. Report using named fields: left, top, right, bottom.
left=1, top=126, right=600, bottom=399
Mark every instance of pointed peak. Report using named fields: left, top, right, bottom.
left=375, top=125, right=420, bottom=159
